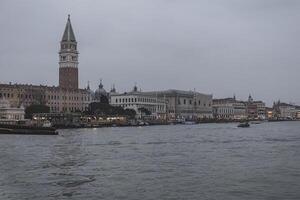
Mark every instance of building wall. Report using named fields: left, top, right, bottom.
left=212, top=98, right=246, bottom=120
left=296, top=110, right=300, bottom=119
left=212, top=103, right=246, bottom=120
left=145, top=90, right=213, bottom=119
left=0, top=99, right=24, bottom=120
left=0, top=84, right=91, bottom=113
left=110, top=93, right=166, bottom=119
left=279, top=106, right=296, bottom=119
left=59, top=67, right=78, bottom=89
left=233, top=102, right=247, bottom=119
left=213, top=104, right=234, bottom=119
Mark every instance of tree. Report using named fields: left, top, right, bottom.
left=138, top=107, right=151, bottom=115
left=124, top=109, right=136, bottom=119
left=88, top=102, right=130, bottom=116
left=25, top=104, right=50, bottom=119
left=100, top=95, right=109, bottom=104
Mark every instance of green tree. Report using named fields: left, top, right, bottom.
left=138, top=107, right=151, bottom=115
left=124, top=109, right=136, bottom=119
left=88, top=102, right=129, bottom=116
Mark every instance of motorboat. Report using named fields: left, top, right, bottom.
left=237, top=122, right=250, bottom=128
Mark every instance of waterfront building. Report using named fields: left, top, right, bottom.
left=212, top=104, right=234, bottom=119
left=265, top=107, right=274, bottom=119
left=212, top=97, right=247, bottom=120
left=0, top=98, right=24, bottom=120
left=233, top=101, right=247, bottom=119
left=273, top=101, right=297, bottom=119
left=110, top=85, right=166, bottom=119
left=0, top=15, right=92, bottom=113
left=246, top=95, right=266, bottom=119
left=296, top=106, right=300, bottom=119
left=144, top=89, right=213, bottom=120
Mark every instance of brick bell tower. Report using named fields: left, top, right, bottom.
left=59, top=15, right=79, bottom=89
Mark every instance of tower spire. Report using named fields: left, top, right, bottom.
left=62, top=15, right=76, bottom=42
left=87, top=81, right=90, bottom=90
left=99, top=79, right=103, bottom=89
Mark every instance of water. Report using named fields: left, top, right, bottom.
left=0, top=122, right=300, bottom=200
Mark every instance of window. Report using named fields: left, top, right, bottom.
left=184, top=99, right=186, bottom=104
left=189, top=100, right=192, bottom=105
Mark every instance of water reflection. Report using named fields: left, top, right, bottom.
left=46, top=131, right=95, bottom=198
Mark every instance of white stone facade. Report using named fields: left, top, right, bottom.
left=0, top=99, right=24, bottom=120
left=279, top=105, right=296, bottom=119
left=110, top=91, right=166, bottom=119
left=144, top=90, right=213, bottom=120
left=213, top=104, right=234, bottom=119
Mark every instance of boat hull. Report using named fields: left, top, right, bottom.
left=0, top=124, right=58, bottom=135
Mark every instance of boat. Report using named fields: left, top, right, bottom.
left=237, top=122, right=250, bottom=128
left=0, top=124, right=58, bottom=135
left=250, top=121, right=261, bottom=124
left=183, top=121, right=197, bottom=125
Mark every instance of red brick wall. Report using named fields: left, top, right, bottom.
left=59, top=67, right=78, bottom=89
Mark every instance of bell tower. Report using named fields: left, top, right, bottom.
left=59, top=15, right=79, bottom=89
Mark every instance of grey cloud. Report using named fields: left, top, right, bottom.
left=0, top=0, right=300, bottom=105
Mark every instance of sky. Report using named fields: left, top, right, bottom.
left=0, top=0, right=300, bottom=106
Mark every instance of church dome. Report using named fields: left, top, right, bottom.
left=94, top=80, right=108, bottom=102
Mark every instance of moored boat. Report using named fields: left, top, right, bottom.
left=0, top=124, right=58, bottom=135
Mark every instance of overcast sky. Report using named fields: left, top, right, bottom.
left=0, top=0, right=300, bottom=105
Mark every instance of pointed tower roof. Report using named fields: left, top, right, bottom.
left=110, top=84, right=116, bottom=93
left=87, top=81, right=90, bottom=90
left=61, top=15, right=76, bottom=42
left=99, top=79, right=103, bottom=89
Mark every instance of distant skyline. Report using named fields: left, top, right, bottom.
left=1, top=0, right=300, bottom=106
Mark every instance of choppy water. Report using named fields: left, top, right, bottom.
left=0, top=122, right=300, bottom=200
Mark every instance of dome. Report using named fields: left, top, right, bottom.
left=95, top=80, right=107, bottom=96
left=94, top=80, right=108, bottom=102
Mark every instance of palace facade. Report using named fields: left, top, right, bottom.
left=110, top=87, right=213, bottom=120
